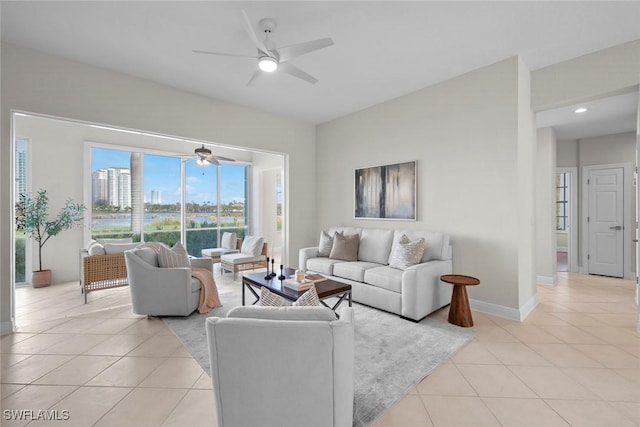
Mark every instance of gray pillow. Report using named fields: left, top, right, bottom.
left=317, top=230, right=334, bottom=257
left=158, top=242, right=190, bottom=268
left=389, top=234, right=426, bottom=270
left=329, top=231, right=359, bottom=262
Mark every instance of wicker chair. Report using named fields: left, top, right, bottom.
left=79, top=249, right=129, bottom=303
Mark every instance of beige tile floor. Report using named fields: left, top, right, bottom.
left=1, top=272, right=638, bottom=426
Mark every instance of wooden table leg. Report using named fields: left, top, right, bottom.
left=448, top=284, right=473, bottom=327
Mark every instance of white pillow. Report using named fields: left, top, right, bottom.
left=389, top=234, right=426, bottom=270
left=103, top=242, right=139, bottom=254
left=87, top=240, right=106, bottom=256
left=221, top=232, right=237, bottom=250
left=241, top=235, right=265, bottom=256
left=97, top=237, right=133, bottom=245
left=158, top=242, right=190, bottom=268
left=317, top=230, right=333, bottom=257
left=259, top=286, right=320, bottom=307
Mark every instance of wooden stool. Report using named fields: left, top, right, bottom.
left=440, top=274, right=480, bottom=327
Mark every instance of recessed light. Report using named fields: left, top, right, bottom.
left=574, top=107, right=588, bottom=114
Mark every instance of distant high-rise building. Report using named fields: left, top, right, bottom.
left=93, top=167, right=131, bottom=208
left=92, top=169, right=108, bottom=205
left=150, top=190, right=162, bottom=205
left=15, top=139, right=27, bottom=197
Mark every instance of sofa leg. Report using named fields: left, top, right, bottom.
left=84, top=291, right=88, bottom=304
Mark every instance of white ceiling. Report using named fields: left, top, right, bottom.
left=2, top=1, right=639, bottom=135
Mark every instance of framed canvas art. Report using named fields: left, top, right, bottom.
left=354, top=160, right=416, bottom=220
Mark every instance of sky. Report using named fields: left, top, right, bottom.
left=92, top=147, right=246, bottom=205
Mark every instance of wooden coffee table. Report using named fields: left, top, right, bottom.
left=242, top=268, right=352, bottom=311
left=440, top=274, right=480, bottom=327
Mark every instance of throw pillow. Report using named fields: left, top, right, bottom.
left=259, top=285, right=320, bottom=307
left=158, top=241, right=190, bottom=268
left=389, top=234, right=426, bottom=270
left=329, top=231, right=359, bottom=261
left=317, top=230, right=334, bottom=257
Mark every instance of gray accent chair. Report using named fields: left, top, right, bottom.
left=206, top=305, right=355, bottom=427
left=124, top=247, right=212, bottom=317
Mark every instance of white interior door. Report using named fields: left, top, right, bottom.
left=588, top=167, right=624, bottom=277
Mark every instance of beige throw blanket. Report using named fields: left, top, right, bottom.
left=191, top=267, right=222, bottom=314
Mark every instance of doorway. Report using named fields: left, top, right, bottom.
left=556, top=168, right=578, bottom=272
left=582, top=163, right=631, bottom=278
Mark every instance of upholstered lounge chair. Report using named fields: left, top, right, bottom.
left=220, top=235, right=267, bottom=279
left=124, top=247, right=212, bottom=316
left=206, top=305, right=354, bottom=427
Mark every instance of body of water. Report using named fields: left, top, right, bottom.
left=92, top=212, right=242, bottom=230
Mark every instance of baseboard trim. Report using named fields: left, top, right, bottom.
left=536, top=275, right=557, bottom=286
left=470, top=293, right=539, bottom=322
left=1, top=320, right=15, bottom=336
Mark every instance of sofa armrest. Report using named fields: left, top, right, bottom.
left=400, top=259, right=453, bottom=320
left=299, top=246, right=319, bottom=270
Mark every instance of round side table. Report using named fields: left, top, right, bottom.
left=440, top=274, right=480, bottom=327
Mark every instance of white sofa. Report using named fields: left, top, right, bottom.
left=299, top=226, right=453, bottom=321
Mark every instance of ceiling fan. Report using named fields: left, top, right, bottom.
left=191, top=144, right=235, bottom=166
left=193, top=9, right=334, bottom=85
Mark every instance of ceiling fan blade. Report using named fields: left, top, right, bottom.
left=247, top=70, right=263, bottom=86
left=204, top=155, right=220, bottom=166
left=241, top=9, right=271, bottom=57
left=213, top=155, right=236, bottom=162
left=279, top=62, right=318, bottom=84
left=275, top=38, right=334, bottom=63
left=193, top=49, right=257, bottom=59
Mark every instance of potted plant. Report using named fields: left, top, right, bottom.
left=15, top=189, right=86, bottom=287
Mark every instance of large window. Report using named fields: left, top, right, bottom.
left=91, top=146, right=249, bottom=254
left=14, top=138, right=28, bottom=284
left=556, top=172, right=569, bottom=231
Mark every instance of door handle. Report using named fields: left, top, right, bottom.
left=609, top=226, right=622, bottom=230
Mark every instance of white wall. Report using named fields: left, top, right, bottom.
left=316, top=57, right=533, bottom=319
left=1, top=43, right=316, bottom=333
left=536, top=127, right=557, bottom=285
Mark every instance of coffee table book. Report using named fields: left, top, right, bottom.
left=283, top=278, right=314, bottom=291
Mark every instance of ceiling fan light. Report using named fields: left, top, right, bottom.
left=258, top=56, right=278, bottom=72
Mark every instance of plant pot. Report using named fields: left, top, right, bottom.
left=32, top=270, right=52, bottom=288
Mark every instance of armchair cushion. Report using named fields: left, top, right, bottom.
left=221, top=232, right=237, bottom=250
left=86, top=240, right=106, bottom=256
left=103, top=242, right=139, bottom=254
left=241, top=235, right=265, bottom=256
left=227, top=305, right=337, bottom=321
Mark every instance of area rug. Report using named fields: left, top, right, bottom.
left=164, top=285, right=474, bottom=426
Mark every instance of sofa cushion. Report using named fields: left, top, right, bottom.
left=329, top=231, right=359, bottom=261
left=317, top=230, right=334, bottom=257
left=103, top=242, right=139, bottom=254
left=333, top=261, right=381, bottom=282
left=306, top=257, right=342, bottom=275
left=391, top=230, right=450, bottom=262
left=363, top=266, right=403, bottom=293
left=97, top=237, right=133, bottom=245
left=389, top=234, right=426, bottom=270
left=358, top=228, right=394, bottom=264
left=190, top=277, right=202, bottom=293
